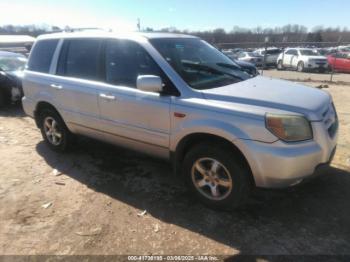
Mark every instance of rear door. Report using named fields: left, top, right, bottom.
left=24, top=39, right=60, bottom=106
left=54, top=38, right=103, bottom=132
left=338, top=53, right=349, bottom=71
left=97, top=39, right=174, bottom=151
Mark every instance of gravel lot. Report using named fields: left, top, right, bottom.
left=262, top=69, right=350, bottom=84
left=1, top=71, right=350, bottom=257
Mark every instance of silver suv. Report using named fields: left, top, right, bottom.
left=22, top=32, right=338, bottom=210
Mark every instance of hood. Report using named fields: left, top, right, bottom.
left=201, top=76, right=331, bottom=121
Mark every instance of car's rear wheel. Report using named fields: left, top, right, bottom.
left=0, top=90, right=4, bottom=108
left=182, top=143, right=252, bottom=210
left=39, top=108, right=72, bottom=152
left=277, top=60, right=284, bottom=70
left=297, top=61, right=305, bottom=72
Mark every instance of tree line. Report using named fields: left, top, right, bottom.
left=154, top=25, right=350, bottom=47
left=1, top=24, right=350, bottom=46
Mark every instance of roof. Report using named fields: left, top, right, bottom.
left=285, top=47, right=314, bottom=50
left=37, top=31, right=198, bottom=41
left=0, top=50, right=26, bottom=57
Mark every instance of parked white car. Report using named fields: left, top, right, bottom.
left=277, top=48, right=328, bottom=72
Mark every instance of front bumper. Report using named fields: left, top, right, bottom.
left=306, top=61, right=328, bottom=70
left=22, top=96, right=35, bottom=118
left=234, top=121, right=338, bottom=188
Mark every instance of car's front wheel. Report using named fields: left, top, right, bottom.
left=182, top=143, right=252, bottom=210
left=297, top=61, right=305, bottom=72
left=277, top=60, right=284, bottom=70
left=39, top=108, right=72, bottom=152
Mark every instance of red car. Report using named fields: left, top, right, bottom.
left=327, top=52, right=350, bottom=73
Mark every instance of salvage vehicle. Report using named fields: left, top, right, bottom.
left=0, top=51, right=27, bottom=107
left=277, top=48, right=328, bottom=72
left=254, top=48, right=282, bottom=67
left=22, top=32, right=338, bottom=210
left=221, top=50, right=259, bottom=76
left=234, top=59, right=259, bottom=76
left=237, top=51, right=263, bottom=67
left=327, top=52, right=350, bottom=73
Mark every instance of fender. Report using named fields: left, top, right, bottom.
left=170, top=118, right=249, bottom=152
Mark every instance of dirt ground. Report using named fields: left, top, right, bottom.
left=0, top=71, right=350, bottom=257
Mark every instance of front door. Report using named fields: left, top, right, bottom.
left=97, top=39, right=172, bottom=153
left=282, top=50, right=293, bottom=67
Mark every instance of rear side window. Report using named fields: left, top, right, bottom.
left=57, top=39, right=103, bottom=81
left=27, top=39, right=58, bottom=73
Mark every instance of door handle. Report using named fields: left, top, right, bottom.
left=50, top=84, right=63, bottom=90
left=99, top=93, right=116, bottom=100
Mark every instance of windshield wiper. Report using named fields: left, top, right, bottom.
left=182, top=61, right=243, bottom=80
left=216, top=62, right=241, bottom=70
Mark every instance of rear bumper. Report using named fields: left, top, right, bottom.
left=234, top=122, right=338, bottom=188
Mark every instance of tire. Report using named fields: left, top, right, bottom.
left=297, top=61, right=304, bottom=72
left=38, top=108, right=72, bottom=152
left=319, top=68, right=326, bottom=74
left=182, top=143, right=252, bottom=210
left=328, top=65, right=333, bottom=73
left=0, top=89, right=10, bottom=108
left=0, top=90, right=4, bottom=108
left=277, top=60, right=284, bottom=70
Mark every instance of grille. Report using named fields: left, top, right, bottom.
left=314, top=59, right=327, bottom=63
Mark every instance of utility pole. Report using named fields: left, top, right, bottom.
left=137, top=18, right=141, bottom=31
left=331, top=36, right=342, bottom=82
left=261, top=36, right=269, bottom=75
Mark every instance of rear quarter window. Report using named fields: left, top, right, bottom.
left=27, top=39, right=59, bottom=73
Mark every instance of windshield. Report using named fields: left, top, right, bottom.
left=300, top=49, right=320, bottom=56
left=0, top=55, right=27, bottom=72
left=150, top=38, right=251, bottom=90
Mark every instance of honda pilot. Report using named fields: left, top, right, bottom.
left=22, top=32, right=338, bottom=210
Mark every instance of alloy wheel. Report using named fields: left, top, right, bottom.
left=43, top=116, right=62, bottom=146
left=191, top=157, right=233, bottom=201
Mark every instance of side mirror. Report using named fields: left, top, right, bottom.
left=137, top=75, right=163, bottom=93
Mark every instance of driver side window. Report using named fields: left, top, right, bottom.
left=105, top=40, right=161, bottom=88
left=105, top=39, right=179, bottom=95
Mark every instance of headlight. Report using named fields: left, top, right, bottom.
left=265, top=114, right=313, bottom=142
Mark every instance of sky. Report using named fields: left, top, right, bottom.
left=0, top=0, right=349, bottom=32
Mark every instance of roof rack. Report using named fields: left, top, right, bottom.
left=62, top=27, right=108, bottom=33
